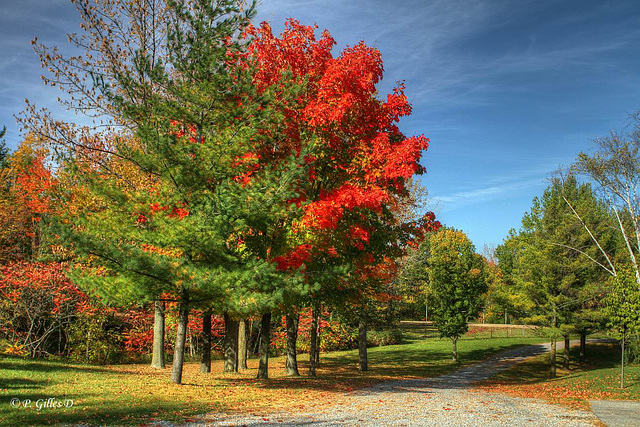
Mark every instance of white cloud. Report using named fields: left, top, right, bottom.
left=430, top=177, right=544, bottom=212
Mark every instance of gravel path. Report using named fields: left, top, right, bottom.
left=170, top=342, right=603, bottom=427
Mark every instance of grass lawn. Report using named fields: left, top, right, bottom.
left=1, top=335, right=544, bottom=426
left=475, top=341, right=640, bottom=410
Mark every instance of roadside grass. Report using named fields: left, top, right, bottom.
left=475, top=341, right=640, bottom=410
left=0, top=335, right=544, bottom=426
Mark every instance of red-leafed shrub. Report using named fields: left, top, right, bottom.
left=0, top=261, right=90, bottom=357
left=164, top=308, right=226, bottom=359
left=271, top=308, right=358, bottom=353
left=0, top=261, right=162, bottom=364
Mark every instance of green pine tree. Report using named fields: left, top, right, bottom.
left=36, top=0, right=311, bottom=383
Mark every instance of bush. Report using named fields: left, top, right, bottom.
left=0, top=262, right=89, bottom=357
left=319, top=321, right=358, bottom=351
left=271, top=309, right=358, bottom=353
left=367, top=328, right=403, bottom=347
left=67, top=312, right=125, bottom=364
left=626, top=334, right=640, bottom=364
left=0, top=261, right=169, bottom=364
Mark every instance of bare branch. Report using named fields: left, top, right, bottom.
left=561, top=193, right=617, bottom=276
left=550, top=242, right=615, bottom=276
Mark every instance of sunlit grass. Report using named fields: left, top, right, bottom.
left=0, top=335, right=544, bottom=426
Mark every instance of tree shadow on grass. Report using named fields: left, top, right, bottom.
left=0, top=355, right=115, bottom=402
left=568, top=343, right=620, bottom=370
left=565, top=343, right=640, bottom=388
left=0, top=376, right=47, bottom=391
left=0, top=355, right=111, bottom=374
left=0, top=398, right=191, bottom=427
left=477, top=342, right=624, bottom=388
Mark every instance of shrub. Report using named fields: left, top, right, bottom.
left=0, top=262, right=90, bottom=357
left=271, top=308, right=358, bottom=353
left=367, top=328, right=403, bottom=347
left=0, top=261, right=165, bottom=364
left=67, top=312, right=125, bottom=364
left=626, top=334, right=640, bottom=363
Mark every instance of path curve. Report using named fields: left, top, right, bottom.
left=173, top=342, right=606, bottom=427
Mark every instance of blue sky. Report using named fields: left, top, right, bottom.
left=2, top=0, right=640, bottom=251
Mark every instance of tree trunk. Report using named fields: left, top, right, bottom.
left=253, top=319, right=261, bottom=355
left=257, top=312, right=271, bottom=379
left=314, top=308, right=321, bottom=367
left=314, top=332, right=321, bottom=368
left=621, top=327, right=626, bottom=389
left=285, top=313, right=300, bottom=376
left=452, top=336, right=458, bottom=362
left=358, top=315, right=368, bottom=371
left=171, top=301, right=189, bottom=384
left=85, top=329, right=91, bottom=363
left=151, top=300, right=165, bottom=369
left=580, top=331, right=586, bottom=364
left=200, top=310, right=212, bottom=373
left=550, top=338, right=557, bottom=378
left=309, top=305, right=318, bottom=377
left=564, top=334, right=570, bottom=369
left=238, top=319, right=248, bottom=370
left=550, top=313, right=557, bottom=378
left=223, top=312, right=239, bottom=373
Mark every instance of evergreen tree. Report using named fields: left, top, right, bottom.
left=28, top=0, right=310, bottom=383
left=502, top=176, right=613, bottom=376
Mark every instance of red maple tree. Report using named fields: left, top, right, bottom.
left=242, top=19, right=439, bottom=279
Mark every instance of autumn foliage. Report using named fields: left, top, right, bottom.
left=15, top=155, right=56, bottom=215
left=271, top=308, right=357, bottom=352
left=0, top=262, right=88, bottom=356
left=243, top=19, right=435, bottom=282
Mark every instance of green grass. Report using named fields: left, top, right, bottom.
left=0, top=335, right=545, bottom=426
left=399, top=321, right=542, bottom=340
left=476, top=341, right=640, bottom=409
